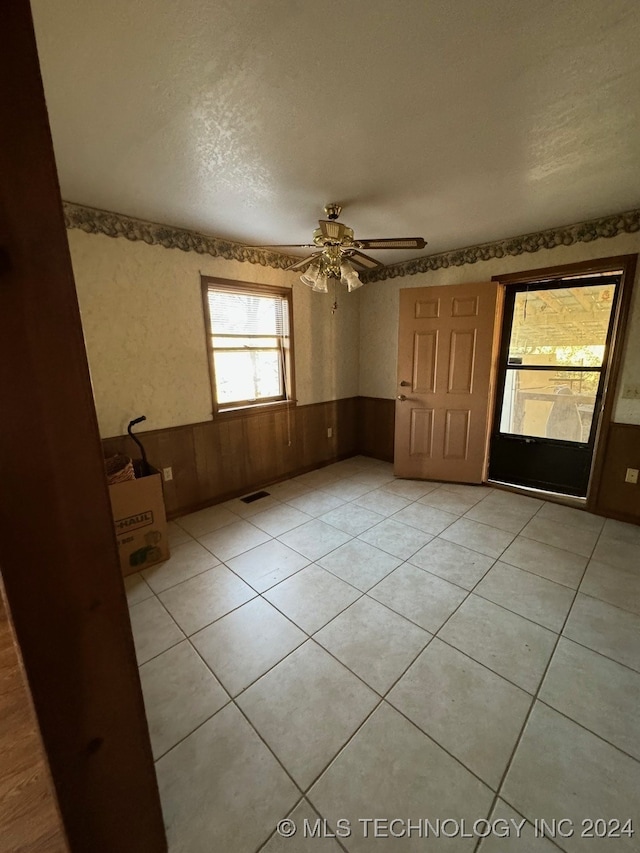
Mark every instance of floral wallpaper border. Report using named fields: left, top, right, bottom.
left=63, top=202, right=297, bottom=270
left=362, top=208, right=640, bottom=282
left=64, top=201, right=640, bottom=281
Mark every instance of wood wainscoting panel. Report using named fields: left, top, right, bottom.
left=104, top=400, right=639, bottom=527
left=155, top=426, right=199, bottom=514
left=358, top=397, right=395, bottom=462
left=594, top=423, right=640, bottom=524
left=336, top=397, right=359, bottom=458
left=103, top=399, right=359, bottom=518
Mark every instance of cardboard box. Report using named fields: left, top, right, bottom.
left=107, top=463, right=170, bottom=576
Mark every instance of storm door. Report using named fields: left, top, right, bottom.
left=489, top=274, right=620, bottom=496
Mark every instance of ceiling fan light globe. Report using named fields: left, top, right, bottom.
left=299, top=262, right=321, bottom=287
left=312, top=273, right=329, bottom=293
left=340, top=261, right=362, bottom=292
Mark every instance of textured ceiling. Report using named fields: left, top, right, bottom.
left=31, top=0, right=640, bottom=264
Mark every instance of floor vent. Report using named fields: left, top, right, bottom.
left=240, top=490, right=271, bottom=504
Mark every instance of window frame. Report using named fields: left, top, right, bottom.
left=201, top=276, right=296, bottom=418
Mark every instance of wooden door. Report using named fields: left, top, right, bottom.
left=394, top=282, right=501, bottom=482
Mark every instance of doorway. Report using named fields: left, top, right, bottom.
left=489, top=273, right=621, bottom=496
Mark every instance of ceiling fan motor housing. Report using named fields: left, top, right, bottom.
left=313, top=221, right=355, bottom=247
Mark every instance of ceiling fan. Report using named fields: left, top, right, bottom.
left=252, top=204, right=427, bottom=293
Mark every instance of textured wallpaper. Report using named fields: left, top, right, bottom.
left=68, top=231, right=360, bottom=437
left=359, top=232, right=640, bottom=426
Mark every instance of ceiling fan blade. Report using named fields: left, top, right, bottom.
left=244, top=243, right=316, bottom=250
left=318, top=219, right=347, bottom=242
left=356, top=237, right=427, bottom=250
left=347, top=250, right=384, bottom=269
left=286, top=253, right=320, bottom=272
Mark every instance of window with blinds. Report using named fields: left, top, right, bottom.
left=202, top=278, right=294, bottom=413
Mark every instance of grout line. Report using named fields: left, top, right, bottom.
left=238, top=674, right=387, bottom=817
left=153, top=551, right=508, bottom=828
left=376, top=694, right=502, bottom=795
left=180, top=593, right=262, bottom=637
left=136, top=635, right=186, bottom=668
left=136, top=474, right=638, bottom=852
left=232, top=699, right=305, bottom=795
left=141, top=558, right=223, bottom=595
left=376, top=634, right=435, bottom=699
left=517, top=531, right=598, bottom=560
left=574, top=588, right=640, bottom=621
left=493, top=555, right=584, bottom=591
left=198, top=634, right=309, bottom=703
left=535, top=698, right=640, bottom=767
left=129, top=589, right=188, bottom=667
left=146, top=597, right=510, bottom=824
left=465, top=588, right=565, bottom=635
left=477, top=798, right=569, bottom=853
left=300, top=635, right=397, bottom=703
left=160, top=638, right=306, bottom=799
left=252, top=796, right=352, bottom=853
left=401, top=533, right=561, bottom=693
left=150, top=693, right=234, bottom=764
left=281, top=554, right=544, bottom=791
left=558, top=632, right=640, bottom=676
left=301, top=695, right=386, bottom=796
left=252, top=793, right=307, bottom=853
left=233, top=560, right=314, bottom=597
left=470, top=522, right=601, bottom=853
left=404, top=553, right=496, bottom=593
left=430, top=632, right=539, bottom=697
left=363, top=589, right=449, bottom=634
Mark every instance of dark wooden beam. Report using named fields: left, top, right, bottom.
left=0, top=3, right=166, bottom=850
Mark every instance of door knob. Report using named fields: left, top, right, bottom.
left=397, top=395, right=408, bottom=401
left=399, top=380, right=411, bottom=387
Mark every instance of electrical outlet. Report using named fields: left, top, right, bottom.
left=327, top=427, right=333, bottom=438
left=163, top=467, right=173, bottom=482
left=625, top=468, right=639, bottom=484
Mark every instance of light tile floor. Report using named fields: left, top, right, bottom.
left=125, top=456, right=640, bottom=852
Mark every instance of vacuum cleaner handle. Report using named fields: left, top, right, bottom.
left=127, top=416, right=149, bottom=476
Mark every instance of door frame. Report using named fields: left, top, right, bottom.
left=491, top=254, right=637, bottom=511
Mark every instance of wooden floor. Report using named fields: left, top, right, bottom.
left=0, top=585, right=68, bottom=853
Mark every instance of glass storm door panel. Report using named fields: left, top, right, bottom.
left=489, top=274, right=620, bottom=496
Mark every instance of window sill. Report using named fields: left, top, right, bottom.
left=214, top=399, right=298, bottom=420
